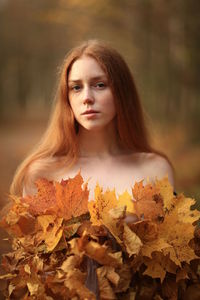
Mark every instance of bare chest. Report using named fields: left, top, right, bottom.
left=54, top=156, right=152, bottom=201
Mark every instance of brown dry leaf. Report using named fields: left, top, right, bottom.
left=64, top=222, right=81, bottom=239
left=132, top=181, right=164, bottom=222
left=97, top=266, right=117, bottom=299
left=64, top=269, right=96, bottom=300
left=81, top=238, right=123, bottom=267
left=123, top=223, right=142, bottom=256
left=114, top=264, right=132, bottom=293
left=77, top=231, right=122, bottom=267
left=143, top=252, right=177, bottom=282
left=105, top=266, right=120, bottom=286
left=61, top=255, right=81, bottom=273
left=0, top=196, right=34, bottom=238
left=176, top=266, right=190, bottom=282
left=129, top=219, right=159, bottom=242
left=162, top=277, right=178, bottom=300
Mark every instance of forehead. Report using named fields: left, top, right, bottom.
left=68, top=55, right=106, bottom=81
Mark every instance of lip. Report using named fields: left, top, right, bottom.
left=82, top=110, right=100, bottom=115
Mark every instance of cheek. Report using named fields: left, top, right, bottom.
left=69, top=98, right=78, bottom=114
left=104, top=95, right=116, bottom=116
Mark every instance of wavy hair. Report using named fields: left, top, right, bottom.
left=10, top=39, right=171, bottom=195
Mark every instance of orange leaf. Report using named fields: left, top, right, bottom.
left=22, top=173, right=89, bottom=221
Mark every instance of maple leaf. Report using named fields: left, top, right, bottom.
left=36, top=215, right=63, bottom=252
left=22, top=173, right=89, bottom=221
left=118, top=191, right=135, bottom=213
left=155, top=176, right=174, bottom=211
left=0, top=195, right=34, bottom=238
left=88, top=184, right=118, bottom=226
left=64, top=269, right=96, bottom=299
left=97, top=266, right=117, bottom=299
left=78, top=234, right=123, bottom=267
left=129, top=219, right=159, bottom=242
left=132, top=181, right=164, bottom=222
left=54, top=173, right=89, bottom=220
left=22, top=178, right=56, bottom=215
left=171, top=193, right=199, bottom=224
left=141, top=238, right=171, bottom=258
left=159, top=213, right=198, bottom=265
left=113, top=264, right=132, bottom=293
left=161, top=277, right=178, bottom=300
left=60, top=255, right=81, bottom=273
left=143, top=252, right=177, bottom=283
left=123, top=223, right=142, bottom=256
left=1, top=173, right=200, bottom=299
left=176, top=265, right=189, bottom=282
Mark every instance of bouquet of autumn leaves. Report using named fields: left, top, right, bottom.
left=0, top=173, right=200, bottom=300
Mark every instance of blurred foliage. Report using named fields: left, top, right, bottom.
left=0, top=0, right=200, bottom=132
left=0, top=0, right=199, bottom=203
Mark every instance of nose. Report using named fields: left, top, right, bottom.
left=83, top=86, right=94, bottom=105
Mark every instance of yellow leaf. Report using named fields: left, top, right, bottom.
left=36, top=215, right=63, bottom=252
left=141, top=238, right=171, bottom=258
left=24, top=264, right=31, bottom=275
left=160, top=216, right=198, bottom=264
left=88, top=185, right=118, bottom=226
left=118, top=191, right=135, bottom=213
left=27, top=282, right=39, bottom=295
left=84, top=240, right=122, bottom=267
left=155, top=176, right=174, bottom=211
left=0, top=273, right=17, bottom=280
left=102, top=206, right=126, bottom=246
left=173, top=194, right=199, bottom=224
left=8, top=283, right=15, bottom=296
left=123, top=223, right=142, bottom=256
left=143, top=252, right=177, bottom=283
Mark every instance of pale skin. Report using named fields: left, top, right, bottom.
left=24, top=55, right=175, bottom=199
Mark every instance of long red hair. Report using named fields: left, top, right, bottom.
left=10, top=40, right=170, bottom=195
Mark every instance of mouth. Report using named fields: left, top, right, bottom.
left=82, top=110, right=100, bottom=115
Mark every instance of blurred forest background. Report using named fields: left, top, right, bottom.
left=0, top=0, right=200, bottom=209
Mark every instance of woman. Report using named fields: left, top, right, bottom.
left=10, top=39, right=175, bottom=199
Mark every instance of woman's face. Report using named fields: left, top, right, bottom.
left=68, top=55, right=116, bottom=131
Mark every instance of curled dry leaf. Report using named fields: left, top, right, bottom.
left=1, top=173, right=200, bottom=299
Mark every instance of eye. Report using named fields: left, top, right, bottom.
left=71, top=85, right=81, bottom=92
left=95, top=82, right=106, bottom=89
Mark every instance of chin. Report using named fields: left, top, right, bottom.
left=80, top=122, right=110, bottom=132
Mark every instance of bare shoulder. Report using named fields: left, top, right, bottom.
left=23, top=157, right=59, bottom=197
left=138, top=152, right=175, bottom=187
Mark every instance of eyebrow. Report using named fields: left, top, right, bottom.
left=68, top=76, right=107, bottom=83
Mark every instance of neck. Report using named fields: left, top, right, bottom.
left=77, top=123, right=122, bottom=159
